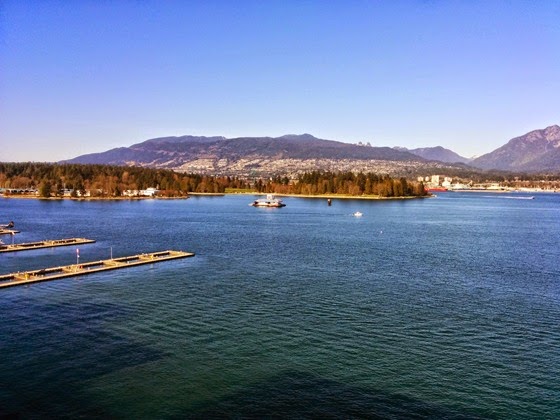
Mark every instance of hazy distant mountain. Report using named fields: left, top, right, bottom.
left=64, top=134, right=459, bottom=177
left=66, top=134, right=418, bottom=164
left=62, top=127, right=560, bottom=175
left=471, top=125, right=560, bottom=172
left=397, top=146, right=471, bottom=164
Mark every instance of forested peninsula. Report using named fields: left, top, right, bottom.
left=0, top=163, right=427, bottom=198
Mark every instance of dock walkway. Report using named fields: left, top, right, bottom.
left=0, top=229, right=20, bottom=235
left=0, top=238, right=95, bottom=253
left=0, top=250, right=195, bottom=289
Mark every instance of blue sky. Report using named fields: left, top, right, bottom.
left=1, top=0, right=559, bottom=162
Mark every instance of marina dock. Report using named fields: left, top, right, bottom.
left=0, top=229, right=20, bottom=235
left=0, top=250, right=195, bottom=288
left=0, top=237, right=95, bottom=253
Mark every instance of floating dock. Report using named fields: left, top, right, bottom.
left=0, top=229, right=20, bottom=235
left=0, top=237, right=95, bottom=253
left=0, top=250, right=195, bottom=289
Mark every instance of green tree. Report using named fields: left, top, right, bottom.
left=39, top=181, right=52, bottom=198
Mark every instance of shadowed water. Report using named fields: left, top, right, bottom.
left=1, top=193, right=559, bottom=418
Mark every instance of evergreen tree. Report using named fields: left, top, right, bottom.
left=39, top=181, right=52, bottom=198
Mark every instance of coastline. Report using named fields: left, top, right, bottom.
left=3, top=188, right=555, bottom=201
left=0, top=195, right=190, bottom=201
left=1, top=192, right=429, bottom=201
left=9, top=189, right=555, bottom=201
left=448, top=189, right=558, bottom=193
left=226, top=192, right=431, bottom=200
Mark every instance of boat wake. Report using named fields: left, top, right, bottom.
left=483, top=196, right=534, bottom=200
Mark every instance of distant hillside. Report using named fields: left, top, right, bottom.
left=62, top=127, right=560, bottom=176
left=65, top=134, right=420, bottom=165
left=401, top=146, right=471, bottom=164
left=471, top=125, right=560, bottom=172
left=64, top=134, right=465, bottom=177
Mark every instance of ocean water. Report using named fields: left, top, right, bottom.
left=0, top=192, right=559, bottom=419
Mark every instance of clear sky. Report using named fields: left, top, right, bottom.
left=1, top=0, right=559, bottom=162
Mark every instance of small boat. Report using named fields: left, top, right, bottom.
left=353, top=211, right=363, bottom=217
left=0, top=221, right=14, bottom=229
left=250, top=194, right=286, bottom=208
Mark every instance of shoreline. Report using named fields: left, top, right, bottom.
left=0, top=195, right=190, bottom=201
left=448, top=189, right=558, bottom=193
left=225, top=192, right=431, bottom=200
left=7, top=189, right=555, bottom=201
left=2, top=192, right=429, bottom=201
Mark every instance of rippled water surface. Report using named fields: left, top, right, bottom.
left=1, top=193, right=559, bottom=418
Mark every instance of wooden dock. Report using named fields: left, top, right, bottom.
left=0, top=250, right=195, bottom=289
left=0, top=229, right=20, bottom=235
left=0, top=237, right=95, bottom=253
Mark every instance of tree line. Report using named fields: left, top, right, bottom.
left=0, top=163, right=247, bottom=197
left=256, top=171, right=427, bottom=197
left=0, top=162, right=427, bottom=198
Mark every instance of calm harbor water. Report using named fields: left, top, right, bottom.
left=1, top=192, right=559, bottom=418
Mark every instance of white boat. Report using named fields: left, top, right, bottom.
left=353, top=211, right=363, bottom=217
left=250, top=194, right=286, bottom=208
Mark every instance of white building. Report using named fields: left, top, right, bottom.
left=123, top=187, right=159, bottom=197
left=140, top=187, right=158, bottom=196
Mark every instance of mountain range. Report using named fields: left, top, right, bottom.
left=395, top=146, right=472, bottom=164
left=63, top=125, right=560, bottom=176
left=470, top=125, right=560, bottom=172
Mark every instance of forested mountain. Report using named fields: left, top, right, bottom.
left=62, top=134, right=467, bottom=177
left=60, top=126, right=560, bottom=175
left=471, top=125, right=560, bottom=172
left=64, top=134, right=421, bottom=166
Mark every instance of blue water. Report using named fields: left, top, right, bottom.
left=1, top=193, right=559, bottom=418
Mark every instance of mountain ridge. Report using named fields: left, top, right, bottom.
left=62, top=126, right=560, bottom=175
left=397, top=146, right=471, bottom=164
left=63, top=134, right=436, bottom=177
left=471, top=125, right=560, bottom=172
